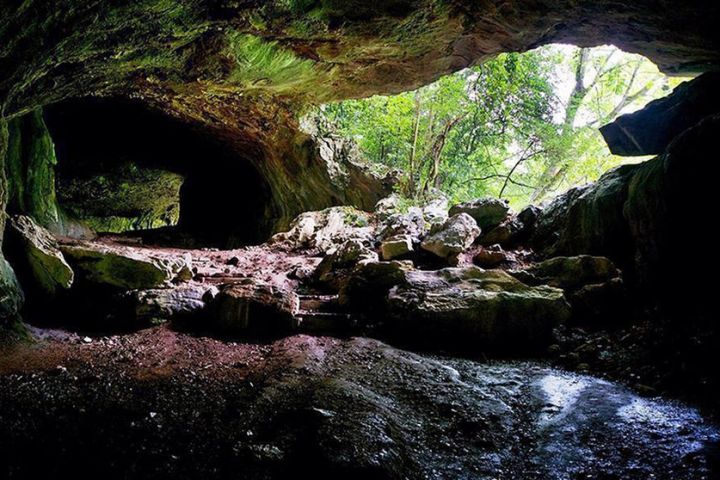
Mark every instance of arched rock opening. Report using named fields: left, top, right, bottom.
left=44, top=98, right=273, bottom=246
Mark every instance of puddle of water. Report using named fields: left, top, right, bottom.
left=618, top=397, right=719, bottom=457
left=539, top=374, right=589, bottom=409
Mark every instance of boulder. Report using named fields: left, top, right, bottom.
left=517, top=205, right=541, bottom=230
left=478, top=220, right=521, bottom=247
left=513, top=256, right=620, bottom=291
left=600, top=72, right=720, bottom=156
left=314, top=239, right=378, bottom=289
left=422, top=192, right=450, bottom=227
left=208, top=279, right=299, bottom=336
left=449, top=197, right=510, bottom=230
left=420, top=213, right=480, bottom=259
left=514, top=204, right=542, bottom=242
left=381, top=235, right=414, bottom=260
left=386, top=267, right=570, bottom=352
left=339, top=260, right=412, bottom=312
left=373, top=194, right=403, bottom=221
left=127, top=284, right=209, bottom=323
left=6, top=215, right=74, bottom=295
left=271, top=206, right=373, bottom=254
left=377, top=207, right=426, bottom=242
left=60, top=241, right=192, bottom=290
left=473, top=245, right=507, bottom=268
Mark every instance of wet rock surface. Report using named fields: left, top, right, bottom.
left=0, top=328, right=717, bottom=479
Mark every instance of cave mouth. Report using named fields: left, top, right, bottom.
left=2, top=1, right=720, bottom=477
left=43, top=98, right=273, bottom=247
left=316, top=43, right=686, bottom=208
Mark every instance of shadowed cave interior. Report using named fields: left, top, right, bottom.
left=44, top=98, right=272, bottom=246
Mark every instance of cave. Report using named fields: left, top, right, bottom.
left=1, top=1, right=720, bottom=479
left=44, top=97, right=273, bottom=246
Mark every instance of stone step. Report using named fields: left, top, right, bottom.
left=295, top=310, right=355, bottom=333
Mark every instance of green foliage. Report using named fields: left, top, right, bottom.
left=317, top=45, right=684, bottom=209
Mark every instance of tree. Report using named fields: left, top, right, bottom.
left=317, top=44, right=683, bottom=209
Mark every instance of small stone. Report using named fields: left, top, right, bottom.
left=473, top=246, right=507, bottom=268
left=82, top=336, right=92, bottom=343
left=227, top=256, right=240, bottom=266
left=381, top=235, right=413, bottom=260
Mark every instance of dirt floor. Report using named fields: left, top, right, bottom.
left=1, top=325, right=719, bottom=480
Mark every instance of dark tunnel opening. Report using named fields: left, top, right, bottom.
left=43, top=98, right=273, bottom=247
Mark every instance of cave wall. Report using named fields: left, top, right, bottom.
left=532, top=112, right=719, bottom=324
left=0, top=120, right=24, bottom=325
left=5, top=110, right=60, bottom=229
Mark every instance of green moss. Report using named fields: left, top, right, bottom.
left=5, top=110, right=61, bottom=230
left=57, top=163, right=183, bottom=233
left=0, top=256, right=24, bottom=326
left=226, top=32, right=323, bottom=94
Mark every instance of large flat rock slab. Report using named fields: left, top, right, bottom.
left=387, top=267, right=570, bottom=352
left=59, top=240, right=192, bottom=290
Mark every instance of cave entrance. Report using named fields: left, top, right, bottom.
left=317, top=44, right=689, bottom=209
left=43, top=98, right=273, bottom=247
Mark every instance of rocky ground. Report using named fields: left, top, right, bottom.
left=2, top=196, right=720, bottom=478
left=1, top=326, right=718, bottom=480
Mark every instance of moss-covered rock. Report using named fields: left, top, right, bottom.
left=6, top=215, right=74, bottom=296
left=60, top=241, right=192, bottom=290
left=4, top=109, right=94, bottom=239
left=5, top=110, right=62, bottom=230
left=0, top=120, right=25, bottom=326
left=0, top=257, right=24, bottom=325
